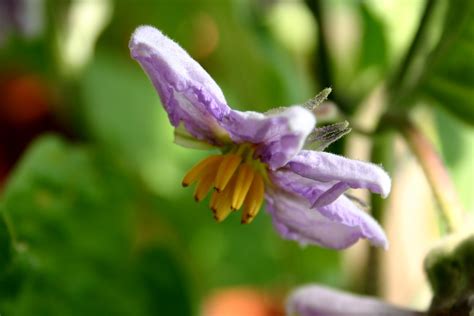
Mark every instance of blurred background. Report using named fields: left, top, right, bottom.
left=0, top=0, right=472, bottom=315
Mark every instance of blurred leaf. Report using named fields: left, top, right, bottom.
left=435, top=107, right=474, bottom=211
left=419, top=2, right=474, bottom=125
left=79, top=50, right=196, bottom=197
left=0, top=135, right=192, bottom=316
left=356, top=3, right=389, bottom=74
left=80, top=51, right=163, bottom=166
left=135, top=246, right=192, bottom=316
left=328, top=2, right=389, bottom=109
left=348, top=3, right=388, bottom=103
left=0, top=212, right=12, bottom=271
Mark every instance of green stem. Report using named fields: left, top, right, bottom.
left=388, top=0, right=440, bottom=109
left=304, top=0, right=350, bottom=113
left=400, top=120, right=463, bottom=233
left=305, top=0, right=332, bottom=87
left=362, top=131, right=395, bottom=296
left=389, top=0, right=439, bottom=94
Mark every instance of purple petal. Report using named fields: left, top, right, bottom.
left=267, top=170, right=388, bottom=249
left=312, top=182, right=350, bottom=208
left=129, top=25, right=230, bottom=144
left=221, top=106, right=315, bottom=169
left=288, top=150, right=391, bottom=199
left=287, top=285, right=423, bottom=316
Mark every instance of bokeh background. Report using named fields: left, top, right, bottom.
left=0, top=0, right=472, bottom=315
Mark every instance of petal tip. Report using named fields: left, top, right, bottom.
left=130, top=25, right=161, bottom=45
left=288, top=106, right=316, bottom=135
left=129, top=25, right=168, bottom=58
left=373, top=236, right=389, bottom=250
left=366, top=223, right=389, bottom=250
left=377, top=167, right=392, bottom=198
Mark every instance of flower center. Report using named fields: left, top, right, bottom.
left=182, top=144, right=268, bottom=224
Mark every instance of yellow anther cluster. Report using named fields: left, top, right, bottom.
left=182, top=147, right=266, bottom=224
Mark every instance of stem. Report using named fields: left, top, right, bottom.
left=304, top=0, right=350, bottom=113
left=389, top=0, right=439, bottom=97
left=362, top=132, right=395, bottom=296
left=305, top=0, right=332, bottom=87
left=400, top=120, right=463, bottom=233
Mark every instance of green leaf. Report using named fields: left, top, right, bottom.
left=0, top=212, right=12, bottom=272
left=435, top=107, right=474, bottom=211
left=419, top=2, right=474, bottom=125
left=356, top=3, right=389, bottom=73
left=79, top=50, right=197, bottom=197
left=135, top=246, right=192, bottom=316
left=0, top=135, right=192, bottom=315
left=337, top=2, right=389, bottom=106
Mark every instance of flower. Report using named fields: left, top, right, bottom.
left=286, top=285, right=423, bottom=316
left=0, top=0, right=43, bottom=45
left=129, top=25, right=391, bottom=249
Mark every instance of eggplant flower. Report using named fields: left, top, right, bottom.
left=286, top=285, right=423, bottom=316
left=129, top=26, right=391, bottom=249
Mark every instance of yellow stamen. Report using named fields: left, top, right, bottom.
left=212, top=176, right=236, bottom=222
left=194, top=169, right=216, bottom=202
left=210, top=190, right=219, bottom=209
left=182, top=155, right=222, bottom=187
left=241, top=173, right=265, bottom=224
left=182, top=143, right=268, bottom=223
left=214, top=154, right=242, bottom=192
left=231, top=164, right=255, bottom=211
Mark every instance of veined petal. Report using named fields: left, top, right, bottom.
left=129, top=25, right=230, bottom=144
left=267, top=171, right=388, bottom=249
left=287, top=285, right=423, bottom=316
left=221, top=106, right=315, bottom=169
left=287, top=150, right=391, bottom=198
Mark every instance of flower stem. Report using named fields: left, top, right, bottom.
left=400, top=120, right=463, bottom=233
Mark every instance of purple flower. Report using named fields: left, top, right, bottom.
left=129, top=25, right=391, bottom=249
left=0, top=0, right=43, bottom=45
left=286, top=285, right=423, bottom=316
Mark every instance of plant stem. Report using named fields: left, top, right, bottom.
left=389, top=0, right=439, bottom=95
left=362, top=132, right=395, bottom=296
left=304, top=0, right=350, bottom=113
left=400, top=120, right=463, bottom=233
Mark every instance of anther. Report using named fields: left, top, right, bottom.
left=214, top=154, right=242, bottom=192
left=194, top=170, right=216, bottom=202
left=182, top=155, right=222, bottom=187
left=241, top=173, right=264, bottom=224
left=213, top=175, right=237, bottom=222
left=231, top=164, right=255, bottom=211
left=210, top=191, right=219, bottom=210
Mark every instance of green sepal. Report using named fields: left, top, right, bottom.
left=303, top=88, right=332, bottom=112
left=173, top=124, right=215, bottom=150
left=304, top=121, right=351, bottom=151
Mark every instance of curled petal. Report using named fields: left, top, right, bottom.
left=271, top=169, right=350, bottom=209
left=267, top=171, right=388, bottom=249
left=222, top=106, right=315, bottom=169
left=288, top=150, right=391, bottom=199
left=287, top=285, right=423, bottom=316
left=129, top=25, right=230, bottom=144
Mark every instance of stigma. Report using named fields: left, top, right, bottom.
left=182, top=144, right=267, bottom=224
